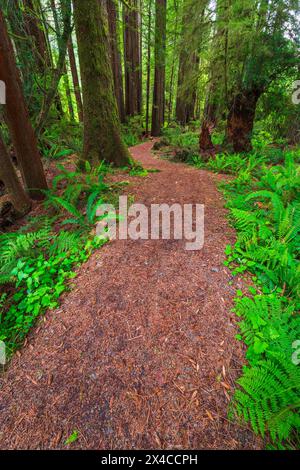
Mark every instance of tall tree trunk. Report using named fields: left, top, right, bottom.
left=63, top=62, right=75, bottom=120
left=151, top=0, right=167, bottom=137
left=0, top=9, right=48, bottom=199
left=73, top=0, right=131, bottom=166
left=167, top=0, right=179, bottom=124
left=226, top=90, right=262, bottom=153
left=123, top=0, right=142, bottom=116
left=145, top=0, right=152, bottom=135
left=0, top=132, right=31, bottom=218
left=67, top=35, right=83, bottom=122
left=106, top=0, right=125, bottom=123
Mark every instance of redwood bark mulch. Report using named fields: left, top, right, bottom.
left=0, top=142, right=261, bottom=449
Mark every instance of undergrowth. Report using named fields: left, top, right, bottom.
left=162, top=125, right=300, bottom=448
left=0, top=161, right=126, bottom=358
left=196, top=148, right=300, bottom=448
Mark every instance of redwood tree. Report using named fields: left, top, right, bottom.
left=106, top=0, right=125, bottom=123
left=151, top=0, right=167, bottom=136
left=68, top=35, right=83, bottom=122
left=73, top=0, right=131, bottom=166
left=0, top=9, right=47, bottom=199
left=123, top=0, right=142, bottom=116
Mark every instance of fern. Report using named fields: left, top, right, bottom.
left=49, top=231, right=82, bottom=256
left=234, top=356, right=300, bottom=443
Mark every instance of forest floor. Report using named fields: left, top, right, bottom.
left=0, top=142, right=261, bottom=450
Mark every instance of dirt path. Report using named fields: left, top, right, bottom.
left=0, top=142, right=259, bottom=450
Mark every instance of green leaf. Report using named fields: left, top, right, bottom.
left=64, top=430, right=79, bottom=445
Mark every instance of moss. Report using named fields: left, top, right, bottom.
left=73, top=0, right=132, bottom=167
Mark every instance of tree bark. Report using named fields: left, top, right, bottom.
left=106, top=0, right=125, bottom=123
left=167, top=0, right=179, bottom=124
left=145, top=0, right=152, bottom=135
left=0, top=132, right=31, bottom=218
left=67, top=35, right=83, bottom=121
left=73, top=0, right=131, bottom=166
left=123, top=0, right=142, bottom=116
left=151, top=0, right=167, bottom=137
left=0, top=9, right=48, bottom=199
left=226, top=90, right=262, bottom=153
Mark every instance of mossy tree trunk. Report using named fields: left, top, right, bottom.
left=0, top=9, right=48, bottom=200
left=151, top=0, right=167, bottom=137
left=67, top=35, right=83, bottom=122
left=73, top=0, right=131, bottom=166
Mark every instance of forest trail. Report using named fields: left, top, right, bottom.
left=0, top=142, right=259, bottom=450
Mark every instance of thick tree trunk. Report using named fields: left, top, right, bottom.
left=0, top=132, right=31, bottom=218
left=106, top=0, right=125, bottom=123
left=151, top=0, right=167, bottom=137
left=0, top=10, right=48, bottom=199
left=226, top=90, right=261, bottom=153
left=123, top=0, right=142, bottom=116
left=73, top=0, right=131, bottom=166
left=67, top=36, right=83, bottom=122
